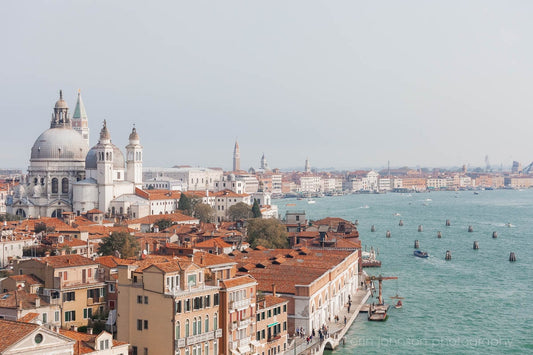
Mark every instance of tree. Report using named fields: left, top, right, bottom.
left=251, top=199, right=262, bottom=218
left=194, top=203, right=216, bottom=223
left=154, top=218, right=173, bottom=231
left=98, top=231, right=140, bottom=258
left=228, top=202, right=252, bottom=221
left=178, top=193, right=192, bottom=215
left=246, top=218, right=288, bottom=249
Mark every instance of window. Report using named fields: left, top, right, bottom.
left=185, top=299, right=191, bottom=312
left=185, top=319, right=190, bottom=337
left=62, top=178, right=69, bottom=193
left=42, top=312, right=47, bottom=323
left=268, top=310, right=272, bottom=317
left=63, top=292, right=75, bottom=302
left=197, top=316, right=202, bottom=334
left=283, top=322, right=287, bottom=331
left=188, top=274, right=197, bottom=287
left=63, top=272, right=68, bottom=280
left=205, top=343, right=209, bottom=355
left=175, top=322, right=181, bottom=339
left=52, top=178, right=58, bottom=193
left=109, top=283, right=116, bottom=293
left=144, top=296, right=149, bottom=304
left=176, top=300, right=182, bottom=313
left=283, top=304, right=287, bottom=312
left=257, top=331, right=260, bottom=341
left=144, top=320, right=148, bottom=329
left=213, top=313, right=217, bottom=330
left=205, top=315, right=209, bottom=332
left=137, top=319, right=143, bottom=331
left=132, top=346, right=138, bottom=355
left=54, top=311, right=60, bottom=322
left=65, top=311, right=75, bottom=322
left=137, top=295, right=142, bottom=304
left=144, top=348, right=148, bottom=355
left=204, top=295, right=210, bottom=307
left=214, top=293, right=219, bottom=306
left=83, top=308, right=93, bottom=319
left=193, top=318, right=197, bottom=335
left=261, top=312, right=265, bottom=320
left=257, top=313, right=260, bottom=321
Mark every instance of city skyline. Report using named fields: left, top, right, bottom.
left=2, top=2, right=532, bottom=170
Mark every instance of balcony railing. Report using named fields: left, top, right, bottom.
left=238, top=318, right=252, bottom=329
left=174, top=338, right=186, bottom=348
left=185, top=329, right=221, bottom=346
left=230, top=298, right=250, bottom=310
left=229, top=336, right=251, bottom=351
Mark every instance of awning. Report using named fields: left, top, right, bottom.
left=267, top=321, right=279, bottom=327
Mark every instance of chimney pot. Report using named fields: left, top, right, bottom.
left=272, top=283, right=276, bottom=297
left=87, top=327, right=93, bottom=334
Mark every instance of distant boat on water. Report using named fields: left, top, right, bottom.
left=307, top=199, right=316, bottom=204
left=414, top=250, right=429, bottom=258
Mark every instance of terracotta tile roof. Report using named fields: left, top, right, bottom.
left=143, top=259, right=193, bottom=273
left=59, top=329, right=127, bottom=355
left=257, top=295, right=289, bottom=309
left=36, top=255, right=98, bottom=268
left=9, top=274, right=43, bottom=285
left=0, top=290, right=50, bottom=309
left=194, top=237, right=232, bottom=249
left=230, top=248, right=355, bottom=294
left=220, top=274, right=256, bottom=289
left=128, top=212, right=198, bottom=225
left=192, top=251, right=235, bottom=267
left=135, top=189, right=182, bottom=201
left=86, top=209, right=103, bottom=214
left=18, top=312, right=40, bottom=323
left=0, top=319, right=39, bottom=351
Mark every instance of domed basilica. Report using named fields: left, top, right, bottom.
left=9, top=90, right=143, bottom=218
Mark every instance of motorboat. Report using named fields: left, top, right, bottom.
left=413, top=250, right=429, bottom=258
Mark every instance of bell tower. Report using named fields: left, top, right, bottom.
left=50, top=90, right=71, bottom=128
left=96, top=121, right=114, bottom=212
left=72, top=89, right=90, bottom=147
left=126, top=126, right=143, bottom=188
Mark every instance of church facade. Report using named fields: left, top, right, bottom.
left=9, top=91, right=143, bottom=218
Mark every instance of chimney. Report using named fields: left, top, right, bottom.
left=272, top=283, right=276, bottom=297
left=71, top=325, right=78, bottom=331
left=87, top=327, right=93, bottom=334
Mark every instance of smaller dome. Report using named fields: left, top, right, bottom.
left=129, top=127, right=140, bottom=141
left=85, top=144, right=125, bottom=170
left=54, top=90, right=68, bottom=109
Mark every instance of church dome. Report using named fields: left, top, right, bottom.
left=85, top=144, right=125, bottom=170
left=30, top=128, right=88, bottom=162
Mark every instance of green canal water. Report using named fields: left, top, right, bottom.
left=275, top=190, right=533, bottom=354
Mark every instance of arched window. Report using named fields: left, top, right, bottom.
left=193, top=317, right=197, bottom=335
left=205, top=343, right=209, bottom=355
left=51, top=209, right=63, bottom=218
left=175, top=321, right=180, bottom=339
left=185, top=348, right=189, bottom=355
left=15, top=209, right=26, bottom=218
left=111, top=207, right=116, bottom=215
left=185, top=319, right=190, bottom=337
left=205, top=315, right=209, bottom=332
left=197, top=316, right=201, bottom=334
left=51, top=178, right=58, bottom=193
left=61, top=178, right=69, bottom=194
left=213, top=313, right=218, bottom=330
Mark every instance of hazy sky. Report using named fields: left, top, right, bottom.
left=2, top=1, right=532, bottom=171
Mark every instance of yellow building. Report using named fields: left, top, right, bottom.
left=255, top=294, right=289, bottom=355
left=13, top=254, right=107, bottom=329
left=117, top=259, right=222, bottom=355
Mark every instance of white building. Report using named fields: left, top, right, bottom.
left=143, top=167, right=223, bottom=191
left=299, top=176, right=322, bottom=193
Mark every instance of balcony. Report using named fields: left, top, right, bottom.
left=87, top=296, right=105, bottom=305
left=238, top=318, right=252, bottom=329
left=185, top=329, right=221, bottom=346
left=229, top=336, right=251, bottom=351
left=230, top=298, right=250, bottom=310
left=174, top=338, right=186, bottom=348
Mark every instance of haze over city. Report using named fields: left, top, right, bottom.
left=2, top=1, right=532, bottom=170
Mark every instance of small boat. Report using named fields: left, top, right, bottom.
left=395, top=300, right=403, bottom=309
left=474, top=191, right=479, bottom=195
left=393, top=213, right=401, bottom=216
left=307, top=199, right=316, bottom=204
left=413, top=250, right=429, bottom=258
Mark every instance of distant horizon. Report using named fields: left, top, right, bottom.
left=2, top=2, right=532, bottom=171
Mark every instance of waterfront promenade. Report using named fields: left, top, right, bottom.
left=286, top=287, right=371, bottom=354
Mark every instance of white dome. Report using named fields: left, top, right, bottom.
left=85, top=144, right=125, bottom=170
left=30, top=128, right=88, bottom=162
